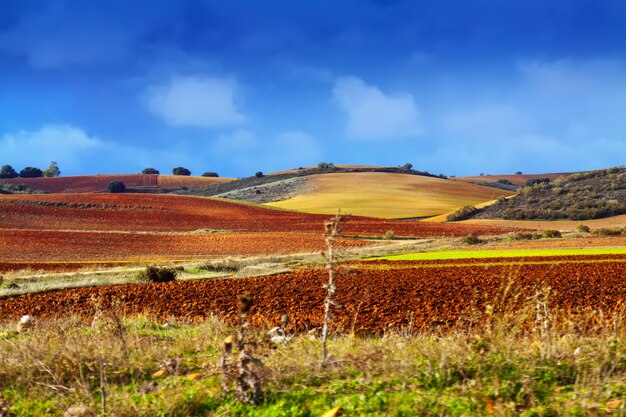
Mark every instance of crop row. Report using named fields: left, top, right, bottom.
left=2, top=260, right=626, bottom=332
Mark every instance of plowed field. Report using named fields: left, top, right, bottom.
left=3, top=256, right=625, bottom=332
left=0, top=230, right=368, bottom=262
left=0, top=194, right=520, bottom=236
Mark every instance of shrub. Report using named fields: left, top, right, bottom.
left=255, top=171, right=264, bottom=178
left=172, top=167, right=191, bottom=176
left=515, top=171, right=523, bottom=175
left=107, top=181, right=126, bottom=193
left=202, top=172, right=219, bottom=177
left=142, top=167, right=160, bottom=174
left=497, top=179, right=513, bottom=185
left=577, top=224, right=590, bottom=233
left=525, top=178, right=551, bottom=187
left=447, top=205, right=479, bottom=222
left=0, top=165, right=18, bottom=179
left=317, top=162, right=336, bottom=171
left=383, top=230, right=396, bottom=240
left=542, top=229, right=562, bottom=238
left=400, top=162, right=413, bottom=171
left=138, top=266, right=178, bottom=283
left=462, top=233, right=482, bottom=245
left=512, top=232, right=535, bottom=240
left=592, top=228, right=623, bottom=236
left=19, top=167, right=43, bottom=178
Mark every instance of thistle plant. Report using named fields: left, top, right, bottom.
left=321, top=212, right=348, bottom=366
left=221, top=294, right=264, bottom=405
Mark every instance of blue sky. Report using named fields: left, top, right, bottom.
left=1, top=0, right=625, bottom=177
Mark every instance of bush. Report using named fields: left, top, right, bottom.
left=142, top=168, right=160, bottom=175
left=447, top=206, right=480, bottom=222
left=512, top=232, right=540, bottom=240
left=462, top=233, right=482, bottom=245
left=107, top=181, right=126, bottom=193
left=400, top=163, right=413, bottom=171
left=172, top=167, right=191, bottom=176
left=0, top=165, right=18, bottom=179
left=383, top=230, right=396, bottom=240
left=19, top=167, right=43, bottom=178
left=542, top=229, right=562, bottom=238
left=592, top=228, right=623, bottom=236
left=255, top=171, right=264, bottom=178
left=525, top=178, right=551, bottom=187
left=138, top=266, right=178, bottom=283
left=317, top=162, right=336, bottom=171
left=202, top=172, right=219, bottom=177
left=497, top=179, right=513, bottom=185
left=577, top=224, right=590, bottom=233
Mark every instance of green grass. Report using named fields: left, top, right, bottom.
left=3, top=312, right=626, bottom=416
left=371, top=246, right=626, bottom=261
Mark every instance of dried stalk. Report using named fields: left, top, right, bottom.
left=321, top=212, right=348, bottom=366
left=221, top=294, right=264, bottom=406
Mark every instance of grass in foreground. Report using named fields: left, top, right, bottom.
left=2, top=309, right=626, bottom=416
left=372, top=246, right=626, bottom=261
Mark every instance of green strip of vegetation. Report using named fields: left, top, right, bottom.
left=370, top=246, right=626, bottom=261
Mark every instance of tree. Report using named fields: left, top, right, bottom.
left=201, top=172, right=219, bottom=177
left=255, top=171, right=264, bottom=178
left=515, top=171, right=523, bottom=175
left=43, top=161, right=61, bottom=177
left=19, top=167, right=43, bottom=178
left=107, top=181, right=126, bottom=193
left=0, top=165, right=18, bottom=179
left=401, top=162, right=413, bottom=171
left=172, top=167, right=191, bottom=176
left=142, top=167, right=160, bottom=175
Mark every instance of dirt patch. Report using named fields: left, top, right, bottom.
left=215, top=177, right=313, bottom=203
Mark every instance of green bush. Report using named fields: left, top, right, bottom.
left=462, top=233, right=482, bottom=245
left=138, top=266, right=179, bottom=283
left=577, top=224, right=590, bottom=233
left=202, top=172, right=219, bottom=177
left=19, top=167, right=43, bottom=178
left=107, top=181, right=126, bottom=193
left=172, top=167, right=191, bottom=176
left=541, top=230, right=562, bottom=238
left=255, top=171, right=264, bottom=178
left=142, top=167, right=160, bottom=174
left=0, top=165, right=18, bottom=179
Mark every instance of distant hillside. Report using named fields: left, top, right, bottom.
left=0, top=174, right=232, bottom=193
left=456, top=173, right=567, bottom=189
left=467, top=167, right=626, bottom=221
left=266, top=172, right=512, bottom=219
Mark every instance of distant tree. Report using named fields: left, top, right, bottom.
left=255, top=171, right=264, bottom=178
left=43, top=161, right=61, bottom=177
left=317, top=162, right=336, bottom=170
left=201, top=172, right=219, bottom=177
left=515, top=171, right=523, bottom=175
left=172, top=167, right=191, bottom=176
left=142, top=167, right=160, bottom=175
left=401, top=162, right=413, bottom=171
left=19, top=167, right=43, bottom=178
left=0, top=165, right=18, bottom=179
left=107, top=181, right=126, bottom=193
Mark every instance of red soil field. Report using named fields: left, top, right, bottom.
left=0, top=174, right=232, bottom=193
left=0, top=193, right=521, bottom=236
left=2, top=256, right=625, bottom=332
left=0, top=230, right=369, bottom=263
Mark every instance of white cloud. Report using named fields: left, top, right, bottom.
left=332, top=76, right=422, bottom=140
left=211, top=129, right=322, bottom=172
left=0, top=124, right=104, bottom=169
left=145, top=75, right=245, bottom=128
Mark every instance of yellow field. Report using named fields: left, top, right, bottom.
left=266, top=172, right=512, bottom=219
left=157, top=175, right=233, bottom=188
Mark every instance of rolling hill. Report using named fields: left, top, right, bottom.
left=0, top=174, right=233, bottom=193
left=266, top=172, right=513, bottom=219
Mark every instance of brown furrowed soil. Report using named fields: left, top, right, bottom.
left=0, top=230, right=368, bottom=262
left=2, top=256, right=625, bottom=332
left=0, top=193, right=521, bottom=236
